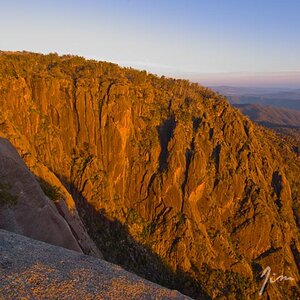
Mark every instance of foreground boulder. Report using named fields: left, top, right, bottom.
left=0, top=138, right=101, bottom=257
left=0, top=229, right=190, bottom=299
left=0, top=138, right=81, bottom=252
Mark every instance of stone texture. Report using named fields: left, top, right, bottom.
left=0, top=138, right=82, bottom=252
left=0, top=229, right=190, bottom=300
left=0, top=52, right=299, bottom=298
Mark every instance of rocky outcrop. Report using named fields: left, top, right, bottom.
left=0, top=137, right=102, bottom=258
left=234, top=103, right=300, bottom=158
left=0, top=52, right=299, bottom=299
left=0, top=229, right=190, bottom=299
left=0, top=138, right=81, bottom=252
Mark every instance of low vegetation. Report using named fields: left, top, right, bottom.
left=38, top=179, right=62, bottom=202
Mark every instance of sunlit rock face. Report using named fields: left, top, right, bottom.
left=0, top=52, right=299, bottom=299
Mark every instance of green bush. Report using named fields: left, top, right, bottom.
left=141, top=221, right=156, bottom=239
left=38, top=179, right=62, bottom=201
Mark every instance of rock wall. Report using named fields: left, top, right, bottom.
left=0, top=52, right=299, bottom=298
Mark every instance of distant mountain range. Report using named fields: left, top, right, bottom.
left=234, top=103, right=300, bottom=128
left=211, top=86, right=300, bottom=111
left=211, top=86, right=300, bottom=156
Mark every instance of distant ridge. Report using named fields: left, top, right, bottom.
left=211, top=85, right=300, bottom=110
left=234, top=103, right=300, bottom=128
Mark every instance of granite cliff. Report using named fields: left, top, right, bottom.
left=0, top=51, right=299, bottom=299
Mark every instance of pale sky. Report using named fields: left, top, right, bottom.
left=1, top=0, right=300, bottom=87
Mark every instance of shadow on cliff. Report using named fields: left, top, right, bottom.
left=57, top=176, right=210, bottom=300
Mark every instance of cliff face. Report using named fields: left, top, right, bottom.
left=0, top=52, right=299, bottom=299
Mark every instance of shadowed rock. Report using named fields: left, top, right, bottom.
left=0, top=138, right=81, bottom=252
left=0, top=138, right=101, bottom=257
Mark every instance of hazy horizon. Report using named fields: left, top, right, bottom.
left=2, top=49, right=300, bottom=89
left=1, top=0, right=300, bottom=87
left=117, top=60, right=300, bottom=88
left=0, top=2, right=300, bottom=298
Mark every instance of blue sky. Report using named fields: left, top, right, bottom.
left=1, top=0, right=300, bottom=87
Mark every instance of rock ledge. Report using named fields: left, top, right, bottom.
left=0, top=229, right=191, bottom=299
